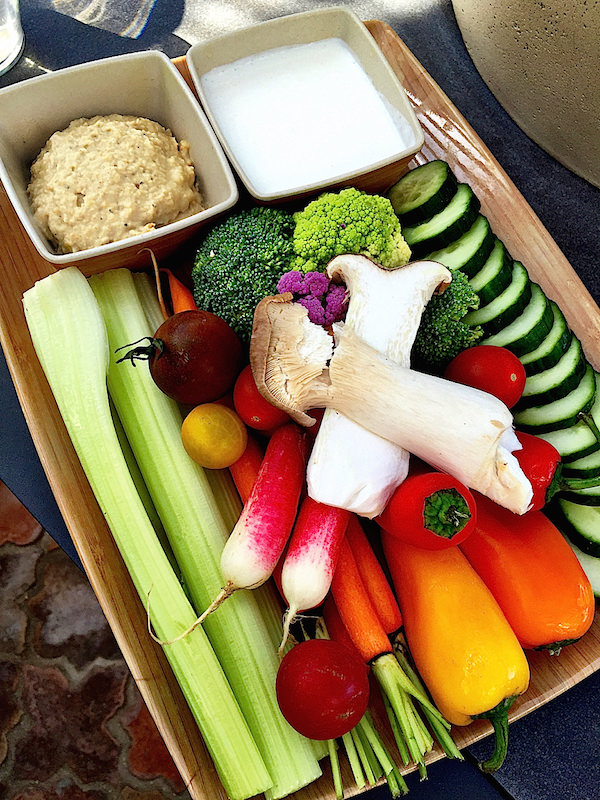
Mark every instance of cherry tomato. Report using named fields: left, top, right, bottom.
left=377, top=471, right=477, bottom=550
left=276, top=639, right=369, bottom=740
left=444, top=345, right=526, bottom=408
left=118, top=310, right=244, bottom=406
left=233, top=364, right=290, bottom=431
left=181, top=403, right=248, bottom=469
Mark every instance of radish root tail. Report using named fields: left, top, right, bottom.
left=279, top=605, right=298, bottom=657
left=146, top=582, right=236, bottom=646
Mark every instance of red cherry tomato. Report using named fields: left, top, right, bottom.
left=233, top=364, right=290, bottom=431
left=444, top=345, right=526, bottom=408
left=377, top=471, right=477, bottom=550
left=276, top=639, right=369, bottom=740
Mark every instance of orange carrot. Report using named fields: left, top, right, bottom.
left=345, top=516, right=402, bottom=635
left=229, top=432, right=265, bottom=504
left=161, top=268, right=197, bottom=314
left=322, top=595, right=362, bottom=656
left=330, top=537, right=392, bottom=663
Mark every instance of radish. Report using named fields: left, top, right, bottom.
left=280, top=497, right=351, bottom=650
left=199, top=423, right=309, bottom=622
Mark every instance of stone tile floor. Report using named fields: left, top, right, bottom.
left=0, top=480, right=191, bottom=800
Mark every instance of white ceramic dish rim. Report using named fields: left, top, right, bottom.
left=186, top=7, right=425, bottom=202
left=0, top=51, right=239, bottom=266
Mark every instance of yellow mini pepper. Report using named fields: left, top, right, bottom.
left=383, top=533, right=530, bottom=772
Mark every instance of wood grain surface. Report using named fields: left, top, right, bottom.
left=0, top=20, right=599, bottom=800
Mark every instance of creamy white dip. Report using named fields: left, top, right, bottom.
left=27, top=115, right=204, bottom=253
left=200, top=38, right=416, bottom=196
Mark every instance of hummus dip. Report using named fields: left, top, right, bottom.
left=27, top=114, right=204, bottom=253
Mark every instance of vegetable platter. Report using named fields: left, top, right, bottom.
left=1, top=18, right=600, bottom=800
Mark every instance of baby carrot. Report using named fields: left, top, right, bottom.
left=322, top=594, right=364, bottom=659
left=345, top=516, right=402, bottom=635
left=331, top=537, right=391, bottom=663
left=161, top=268, right=197, bottom=313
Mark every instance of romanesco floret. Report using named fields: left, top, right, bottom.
left=192, top=206, right=295, bottom=340
left=291, top=188, right=411, bottom=273
left=412, top=270, right=483, bottom=373
left=277, top=270, right=348, bottom=327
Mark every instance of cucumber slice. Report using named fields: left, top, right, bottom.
left=519, top=302, right=572, bottom=376
left=426, top=214, right=494, bottom=276
left=514, top=364, right=596, bottom=433
left=464, top=261, right=531, bottom=334
left=564, top=536, right=600, bottom=597
left=517, top=336, right=586, bottom=408
left=387, top=160, right=458, bottom=225
left=402, top=184, right=481, bottom=258
left=540, top=422, right=599, bottom=463
left=480, top=282, right=552, bottom=357
left=468, top=238, right=513, bottom=302
left=560, top=485, right=600, bottom=506
left=555, top=499, right=600, bottom=557
left=563, top=445, right=600, bottom=479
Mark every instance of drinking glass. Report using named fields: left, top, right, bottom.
left=0, top=0, right=24, bottom=76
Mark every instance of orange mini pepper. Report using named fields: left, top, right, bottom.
left=383, top=533, right=530, bottom=772
left=460, top=493, right=595, bottom=653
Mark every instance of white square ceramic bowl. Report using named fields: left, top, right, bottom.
left=0, top=50, right=238, bottom=274
left=186, top=7, right=424, bottom=203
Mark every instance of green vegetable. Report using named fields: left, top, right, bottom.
left=22, top=267, right=270, bottom=800
left=192, top=206, right=295, bottom=340
left=89, top=268, right=322, bottom=800
left=412, top=269, right=483, bottom=373
left=291, top=187, right=411, bottom=273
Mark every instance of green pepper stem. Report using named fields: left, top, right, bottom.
left=423, top=488, right=471, bottom=539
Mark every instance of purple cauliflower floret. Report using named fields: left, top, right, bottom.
left=323, top=284, right=348, bottom=326
left=297, top=296, right=327, bottom=326
left=303, top=271, right=330, bottom=298
left=277, top=270, right=306, bottom=295
left=277, top=269, right=348, bottom=327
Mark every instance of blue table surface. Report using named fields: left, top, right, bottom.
left=1, top=2, right=599, bottom=799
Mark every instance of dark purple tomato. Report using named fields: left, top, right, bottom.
left=276, top=639, right=370, bottom=740
left=119, top=310, right=244, bottom=405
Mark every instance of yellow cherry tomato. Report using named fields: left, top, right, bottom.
left=181, top=403, right=248, bottom=469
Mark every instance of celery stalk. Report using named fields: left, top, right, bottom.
left=22, top=268, right=270, bottom=800
left=89, top=268, right=322, bottom=799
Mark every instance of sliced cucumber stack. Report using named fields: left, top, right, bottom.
left=481, top=283, right=553, bottom=357
left=519, top=302, right=572, bottom=375
left=516, top=336, right=587, bottom=409
left=402, top=183, right=481, bottom=258
left=427, top=214, right=494, bottom=276
left=387, top=160, right=458, bottom=225
left=468, top=238, right=513, bottom=303
left=464, top=260, right=531, bottom=334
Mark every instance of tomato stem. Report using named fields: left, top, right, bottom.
left=115, top=336, right=164, bottom=365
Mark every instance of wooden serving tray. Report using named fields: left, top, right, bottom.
left=1, top=20, right=600, bottom=800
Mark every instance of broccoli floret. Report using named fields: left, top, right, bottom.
left=291, top=187, right=411, bottom=272
left=412, top=270, right=483, bottom=373
left=277, top=269, right=348, bottom=327
left=192, top=206, right=295, bottom=340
